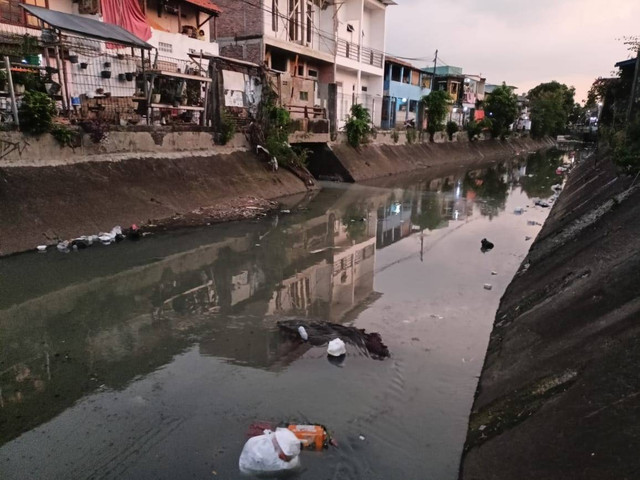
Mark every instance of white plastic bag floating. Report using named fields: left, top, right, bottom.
left=239, top=428, right=301, bottom=476
left=327, top=338, right=346, bottom=357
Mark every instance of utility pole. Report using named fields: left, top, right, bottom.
left=432, top=49, right=438, bottom=86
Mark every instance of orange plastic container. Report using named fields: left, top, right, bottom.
left=287, top=424, right=327, bottom=450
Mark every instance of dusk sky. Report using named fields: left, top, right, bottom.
left=385, top=0, right=640, bottom=102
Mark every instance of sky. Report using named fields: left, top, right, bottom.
left=385, top=0, right=640, bottom=103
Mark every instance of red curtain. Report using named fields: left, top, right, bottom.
left=101, top=0, right=152, bottom=43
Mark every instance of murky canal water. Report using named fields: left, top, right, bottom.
left=0, top=150, right=565, bottom=479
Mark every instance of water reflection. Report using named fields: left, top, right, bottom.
left=0, top=149, right=571, bottom=448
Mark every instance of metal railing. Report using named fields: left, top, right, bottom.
left=336, top=39, right=383, bottom=68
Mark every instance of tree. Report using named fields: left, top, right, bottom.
left=345, top=103, right=372, bottom=148
left=527, top=81, right=575, bottom=138
left=484, top=83, right=518, bottom=138
left=422, top=90, right=451, bottom=141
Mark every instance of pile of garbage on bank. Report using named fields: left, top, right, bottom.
left=37, top=224, right=145, bottom=253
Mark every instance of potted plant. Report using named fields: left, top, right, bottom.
left=125, top=72, right=134, bottom=81
left=151, top=88, right=161, bottom=104
left=80, top=62, right=88, bottom=69
left=118, top=73, right=126, bottom=81
left=101, top=70, right=111, bottom=79
left=68, top=51, right=79, bottom=64
left=104, top=61, right=111, bottom=68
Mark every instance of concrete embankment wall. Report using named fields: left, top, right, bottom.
left=327, top=134, right=555, bottom=182
left=460, top=151, right=640, bottom=479
left=0, top=150, right=308, bottom=256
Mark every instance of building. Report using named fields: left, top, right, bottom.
left=381, top=56, right=432, bottom=129
left=214, top=0, right=394, bottom=129
left=0, top=0, right=222, bottom=125
left=462, top=74, right=486, bottom=123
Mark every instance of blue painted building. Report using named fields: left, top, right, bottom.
left=382, top=57, right=432, bottom=130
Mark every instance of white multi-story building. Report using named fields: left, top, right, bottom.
left=215, top=0, right=394, bottom=129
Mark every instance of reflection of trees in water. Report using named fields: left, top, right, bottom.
left=464, top=165, right=509, bottom=219
left=520, top=149, right=564, bottom=198
left=342, top=203, right=369, bottom=243
left=411, top=193, right=447, bottom=231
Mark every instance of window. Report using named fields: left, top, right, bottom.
left=306, top=0, right=312, bottom=43
left=159, top=42, right=173, bottom=53
left=297, top=64, right=304, bottom=76
left=0, top=0, right=48, bottom=27
left=345, top=42, right=350, bottom=59
left=288, top=0, right=299, bottom=41
left=307, top=69, right=318, bottom=78
left=272, top=0, right=278, bottom=32
left=409, top=100, right=417, bottom=113
left=271, top=51, right=287, bottom=72
left=391, top=65, right=401, bottom=82
left=361, top=86, right=368, bottom=92
left=300, top=91, right=309, bottom=101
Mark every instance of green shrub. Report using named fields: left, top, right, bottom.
left=218, top=109, right=236, bottom=145
left=390, top=129, right=399, bottom=144
left=466, top=120, right=482, bottom=141
left=446, top=121, right=459, bottom=141
left=19, top=91, right=55, bottom=134
left=345, top=103, right=372, bottom=149
left=50, top=124, right=76, bottom=148
left=406, top=127, right=417, bottom=145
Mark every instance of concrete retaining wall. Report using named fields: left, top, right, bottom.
left=0, top=130, right=250, bottom=167
left=328, top=136, right=555, bottom=182
left=0, top=150, right=309, bottom=256
left=460, top=152, right=640, bottom=479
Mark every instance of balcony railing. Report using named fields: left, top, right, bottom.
left=336, top=39, right=383, bottom=68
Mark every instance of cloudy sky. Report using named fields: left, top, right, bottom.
left=385, top=0, right=640, bottom=102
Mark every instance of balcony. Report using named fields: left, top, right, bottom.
left=336, top=39, right=383, bottom=69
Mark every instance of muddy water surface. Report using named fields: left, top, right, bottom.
left=0, top=151, right=564, bottom=479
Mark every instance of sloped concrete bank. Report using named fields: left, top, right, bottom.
left=0, top=151, right=311, bottom=256
left=326, top=136, right=555, bottom=182
left=460, top=151, right=640, bottom=479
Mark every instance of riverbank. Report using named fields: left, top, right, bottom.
left=0, top=132, right=553, bottom=256
left=327, top=135, right=555, bottom=181
left=0, top=152, right=309, bottom=256
left=460, top=150, right=640, bottom=479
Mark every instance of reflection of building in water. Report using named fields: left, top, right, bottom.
left=331, top=237, right=376, bottom=320
left=267, top=210, right=377, bottom=321
left=377, top=199, right=413, bottom=248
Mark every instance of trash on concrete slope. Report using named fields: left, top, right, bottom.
left=535, top=199, right=550, bottom=208
left=514, top=207, right=525, bottom=215
left=491, top=271, right=498, bottom=275
left=481, top=238, right=494, bottom=252
left=43, top=224, right=145, bottom=254
left=327, top=338, right=347, bottom=357
left=525, top=236, right=532, bottom=241
left=239, top=427, right=301, bottom=475
left=298, top=326, right=308, bottom=341
left=483, top=284, right=493, bottom=290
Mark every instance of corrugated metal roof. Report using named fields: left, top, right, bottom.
left=21, top=4, right=152, bottom=49
left=181, top=0, right=222, bottom=15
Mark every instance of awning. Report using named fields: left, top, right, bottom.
left=181, top=0, right=222, bottom=16
left=21, top=4, right=152, bottom=49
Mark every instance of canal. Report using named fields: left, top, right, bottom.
left=0, top=150, right=564, bottom=479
